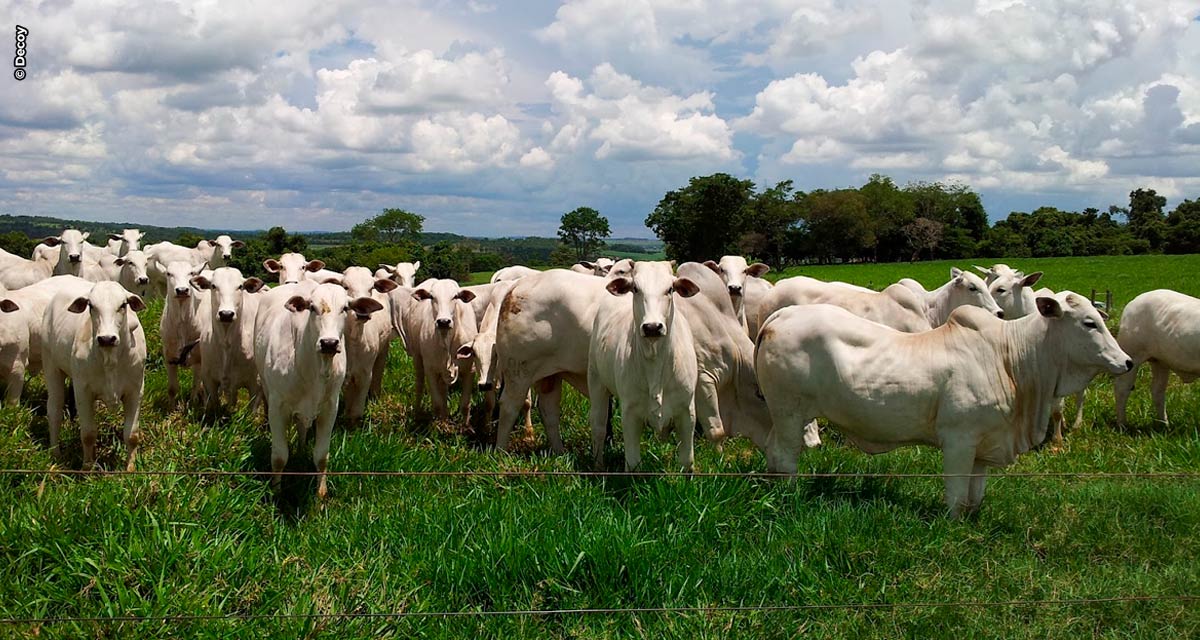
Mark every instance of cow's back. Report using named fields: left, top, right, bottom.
left=1119, top=289, right=1200, bottom=376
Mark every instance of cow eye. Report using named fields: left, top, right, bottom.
left=1083, top=319, right=1098, bottom=329
left=119, top=302, right=127, bottom=310
left=969, top=285, right=978, bottom=292
left=995, top=288, right=1006, bottom=294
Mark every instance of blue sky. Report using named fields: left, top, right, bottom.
left=1, top=1, right=1198, bottom=237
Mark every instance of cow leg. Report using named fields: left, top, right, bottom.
left=588, top=383, right=613, bottom=470
left=3, top=361, right=25, bottom=405
left=1070, top=390, right=1086, bottom=432
left=76, top=389, right=98, bottom=472
left=345, top=375, right=369, bottom=426
left=802, top=420, right=822, bottom=448
left=429, top=369, right=450, bottom=421
left=673, top=404, right=697, bottom=473
left=694, top=374, right=726, bottom=446
left=411, top=352, right=426, bottom=410
left=45, top=367, right=67, bottom=460
left=495, top=377, right=531, bottom=450
left=458, top=360, right=473, bottom=426
left=369, top=342, right=389, bottom=398
left=1047, top=398, right=1066, bottom=449
left=621, top=406, right=647, bottom=472
left=483, top=389, right=497, bottom=428
left=1114, top=364, right=1139, bottom=428
left=764, top=414, right=808, bottom=474
left=166, top=362, right=179, bottom=407
left=941, top=442, right=978, bottom=518
left=538, top=377, right=566, bottom=454
left=267, top=397, right=289, bottom=495
left=967, top=461, right=989, bottom=514
left=313, top=396, right=338, bottom=500
left=121, top=389, right=142, bottom=472
left=1150, top=361, right=1170, bottom=425
left=523, top=391, right=535, bottom=437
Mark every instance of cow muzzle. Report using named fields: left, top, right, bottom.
left=174, top=287, right=190, bottom=298
left=727, top=285, right=743, bottom=297
left=995, top=310, right=1005, bottom=319
left=136, top=276, right=149, bottom=285
left=436, top=318, right=452, bottom=331
left=641, top=322, right=665, bottom=338
left=69, top=254, right=82, bottom=263
left=96, top=335, right=118, bottom=347
left=477, top=381, right=494, bottom=391
left=218, top=310, right=235, bottom=323
left=318, top=338, right=340, bottom=354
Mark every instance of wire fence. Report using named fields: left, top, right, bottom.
left=2, top=468, right=1198, bottom=479
left=3, top=595, right=1197, bottom=626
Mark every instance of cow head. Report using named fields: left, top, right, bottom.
left=264, top=253, right=324, bottom=285
left=704, top=255, right=770, bottom=299
left=949, top=267, right=1005, bottom=319
left=606, top=261, right=699, bottom=339
left=338, top=267, right=397, bottom=321
left=413, top=279, right=475, bottom=333
left=114, top=250, right=151, bottom=288
left=1037, top=292, right=1131, bottom=377
left=378, top=261, right=420, bottom=288
left=192, top=267, right=264, bottom=326
left=206, top=234, right=244, bottom=262
left=974, top=263, right=1016, bottom=286
left=67, top=281, right=146, bottom=349
left=458, top=331, right=499, bottom=391
left=285, top=283, right=383, bottom=357
left=43, top=229, right=89, bottom=264
left=108, top=229, right=144, bottom=254
left=167, top=260, right=207, bottom=299
left=988, top=268, right=1043, bottom=319
left=578, top=257, right=617, bottom=277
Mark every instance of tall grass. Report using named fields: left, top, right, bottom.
left=1, top=255, right=1198, bottom=638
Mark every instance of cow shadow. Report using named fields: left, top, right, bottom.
left=244, top=436, right=320, bottom=522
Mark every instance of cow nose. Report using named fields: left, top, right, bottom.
left=1125, top=359, right=1134, bottom=371
left=69, top=254, right=81, bottom=263
left=728, top=285, right=742, bottom=296
left=218, top=310, right=235, bottom=323
left=137, top=276, right=149, bottom=285
left=175, top=287, right=190, bottom=297
left=642, top=322, right=665, bottom=337
left=436, top=318, right=452, bottom=330
left=996, top=310, right=1005, bottom=319
left=223, top=253, right=232, bottom=260
left=319, top=338, right=340, bottom=353
left=477, top=381, right=494, bottom=391
left=96, top=335, right=117, bottom=347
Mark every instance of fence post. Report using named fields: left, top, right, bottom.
left=1106, top=290, right=1113, bottom=311
left=1091, top=288, right=1097, bottom=305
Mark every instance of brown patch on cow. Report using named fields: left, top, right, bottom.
left=500, top=290, right=523, bottom=317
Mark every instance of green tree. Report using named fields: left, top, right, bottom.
left=860, top=174, right=915, bottom=262
left=1127, top=188, right=1167, bottom=251
left=0, top=231, right=35, bottom=259
left=353, top=208, right=424, bottom=245
left=176, top=232, right=204, bottom=249
left=738, top=180, right=803, bottom=268
left=422, top=241, right=471, bottom=281
left=646, top=173, right=756, bottom=262
left=795, top=189, right=875, bottom=263
left=1165, top=199, right=1200, bottom=254
left=556, top=207, right=611, bottom=263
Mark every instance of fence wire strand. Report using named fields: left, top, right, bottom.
left=3, top=595, right=1196, bottom=626
left=1, top=468, right=1198, bottom=479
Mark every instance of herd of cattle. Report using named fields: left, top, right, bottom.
left=1, top=229, right=1196, bottom=516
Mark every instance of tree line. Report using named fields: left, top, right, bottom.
left=645, top=173, right=1200, bottom=267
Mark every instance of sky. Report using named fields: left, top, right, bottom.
left=1, top=1, right=1198, bottom=237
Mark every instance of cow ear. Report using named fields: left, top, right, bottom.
left=321, top=277, right=343, bottom=286
left=1097, top=309, right=1110, bottom=321
left=374, top=278, right=399, bottom=293
left=456, top=344, right=475, bottom=360
left=973, top=265, right=992, bottom=276
left=231, top=240, right=245, bottom=249
left=703, top=260, right=720, bottom=274
left=673, top=277, right=700, bottom=298
left=285, top=296, right=309, bottom=313
left=242, top=277, right=265, bottom=293
left=377, top=263, right=396, bottom=273
left=1021, top=271, right=1043, bottom=287
left=306, top=260, right=326, bottom=272
left=0, top=299, right=19, bottom=313
left=456, top=289, right=476, bottom=303
left=190, top=275, right=213, bottom=290
left=412, top=261, right=420, bottom=271
left=108, top=233, right=122, bottom=241
left=67, top=297, right=90, bottom=313
left=1036, top=297, right=1063, bottom=318
left=606, top=277, right=634, bottom=296
left=42, top=237, right=62, bottom=247
left=349, top=297, right=385, bottom=315
left=412, top=288, right=432, bottom=301
left=126, top=295, right=146, bottom=312
left=579, top=261, right=596, bottom=270
left=950, top=267, right=963, bottom=280
left=138, top=232, right=146, bottom=240
left=263, top=259, right=281, bottom=273
left=80, top=232, right=90, bottom=241
left=747, top=263, right=770, bottom=278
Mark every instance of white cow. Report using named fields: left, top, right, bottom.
left=106, top=229, right=145, bottom=257
left=189, top=268, right=267, bottom=413
left=255, top=281, right=383, bottom=498
left=490, top=265, right=541, bottom=283
left=43, top=281, right=148, bottom=470
left=376, top=261, right=421, bottom=288
left=112, top=250, right=152, bottom=298
left=757, top=276, right=933, bottom=334
left=0, top=252, right=55, bottom=289
left=337, top=267, right=398, bottom=424
left=571, top=257, right=617, bottom=276
left=588, top=262, right=700, bottom=470
left=160, top=261, right=210, bottom=406
left=42, top=229, right=92, bottom=277
left=0, top=276, right=94, bottom=404
left=392, top=279, right=478, bottom=421
left=703, top=255, right=771, bottom=332
left=455, top=280, right=534, bottom=431
left=1114, top=289, right=1200, bottom=429
left=977, top=264, right=1043, bottom=319
left=755, top=294, right=1131, bottom=516
left=145, top=240, right=211, bottom=296
left=898, top=267, right=1005, bottom=325
left=198, top=235, right=244, bottom=269
left=263, top=253, right=326, bottom=285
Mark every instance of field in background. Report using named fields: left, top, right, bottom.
left=1, top=255, right=1198, bottom=638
